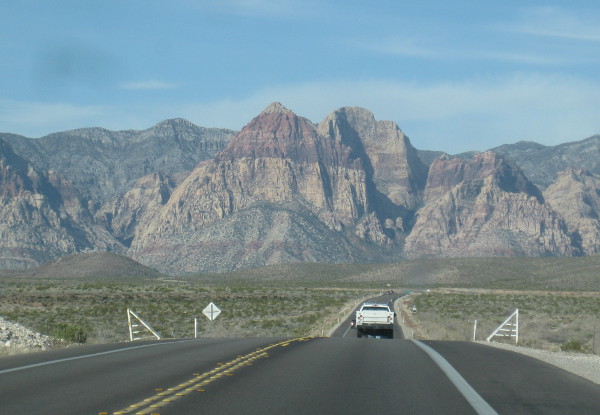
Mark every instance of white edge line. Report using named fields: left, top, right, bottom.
left=341, top=325, right=351, bottom=338
left=412, top=340, right=499, bottom=415
left=0, top=339, right=196, bottom=376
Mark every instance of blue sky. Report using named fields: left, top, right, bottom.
left=1, top=0, right=599, bottom=153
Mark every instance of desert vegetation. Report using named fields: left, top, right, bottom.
left=1, top=255, right=599, bottom=354
left=409, top=291, right=600, bottom=353
left=0, top=278, right=371, bottom=345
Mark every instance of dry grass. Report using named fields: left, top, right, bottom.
left=409, top=291, right=600, bottom=353
left=0, top=278, right=372, bottom=344
left=2, top=255, right=600, bottom=352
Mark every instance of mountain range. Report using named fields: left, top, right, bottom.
left=1, top=103, right=599, bottom=274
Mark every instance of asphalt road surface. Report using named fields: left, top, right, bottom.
left=2, top=305, right=600, bottom=414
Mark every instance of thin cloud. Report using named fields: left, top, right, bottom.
left=512, top=7, right=600, bottom=42
left=178, top=74, right=600, bottom=153
left=0, top=99, right=106, bottom=137
left=179, top=0, right=316, bottom=18
left=357, top=37, right=441, bottom=59
left=119, top=80, right=178, bottom=90
left=356, top=35, right=565, bottom=66
left=3, top=74, right=599, bottom=153
left=478, top=51, right=564, bottom=65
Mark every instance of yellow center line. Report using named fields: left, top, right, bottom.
left=109, top=337, right=314, bottom=415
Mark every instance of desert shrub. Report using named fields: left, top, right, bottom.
left=53, top=323, right=88, bottom=343
left=561, top=339, right=584, bottom=353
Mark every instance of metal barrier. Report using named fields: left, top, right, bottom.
left=127, top=309, right=161, bottom=341
left=487, top=309, right=519, bottom=344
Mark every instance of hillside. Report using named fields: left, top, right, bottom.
left=189, top=255, right=600, bottom=292
left=9, top=252, right=163, bottom=279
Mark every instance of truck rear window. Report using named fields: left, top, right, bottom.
left=362, top=306, right=389, bottom=311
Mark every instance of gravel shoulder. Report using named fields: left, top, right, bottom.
left=394, top=295, right=600, bottom=386
left=478, top=341, right=600, bottom=385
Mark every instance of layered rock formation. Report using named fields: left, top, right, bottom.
left=318, top=106, right=427, bottom=211
left=95, top=172, right=176, bottom=246
left=1, top=103, right=599, bottom=273
left=404, top=152, right=576, bottom=257
left=129, top=103, right=394, bottom=272
left=0, top=138, right=123, bottom=269
left=544, top=169, right=600, bottom=255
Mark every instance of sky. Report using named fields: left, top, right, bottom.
left=1, top=0, right=600, bottom=153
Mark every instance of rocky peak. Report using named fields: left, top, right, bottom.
left=149, top=118, right=201, bottom=136
left=46, top=127, right=128, bottom=145
left=425, top=151, right=542, bottom=203
left=261, top=102, right=293, bottom=115
left=318, top=106, right=427, bottom=210
left=493, top=135, right=600, bottom=189
left=216, top=102, right=350, bottom=168
left=129, top=104, right=394, bottom=272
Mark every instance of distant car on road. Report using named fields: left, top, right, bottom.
left=355, top=302, right=394, bottom=338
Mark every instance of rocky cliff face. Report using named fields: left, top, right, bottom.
left=0, top=138, right=123, bottom=269
left=404, top=152, right=576, bottom=258
left=1, top=104, right=599, bottom=273
left=129, top=103, right=395, bottom=272
left=318, top=107, right=427, bottom=211
left=544, top=169, right=600, bottom=255
left=95, top=172, right=176, bottom=246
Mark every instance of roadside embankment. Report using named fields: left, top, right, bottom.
left=395, top=295, right=600, bottom=386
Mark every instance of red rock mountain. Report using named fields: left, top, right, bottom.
left=1, top=103, right=598, bottom=273
left=404, top=152, right=575, bottom=257
left=129, top=103, right=394, bottom=272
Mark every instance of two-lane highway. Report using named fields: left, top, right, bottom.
left=2, top=293, right=600, bottom=415
left=2, top=335, right=600, bottom=414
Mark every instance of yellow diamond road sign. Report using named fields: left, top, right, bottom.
left=203, top=302, right=221, bottom=321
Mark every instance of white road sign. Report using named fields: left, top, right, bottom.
left=202, top=302, right=221, bottom=321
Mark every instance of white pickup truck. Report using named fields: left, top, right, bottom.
left=355, top=302, right=395, bottom=338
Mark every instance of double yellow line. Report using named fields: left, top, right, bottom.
left=105, top=337, right=314, bottom=415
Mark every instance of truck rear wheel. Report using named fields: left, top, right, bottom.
left=357, top=329, right=363, bottom=338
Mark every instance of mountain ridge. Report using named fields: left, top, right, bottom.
left=1, top=103, right=599, bottom=273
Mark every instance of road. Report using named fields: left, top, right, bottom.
left=1, top=296, right=600, bottom=414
